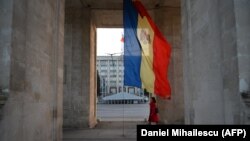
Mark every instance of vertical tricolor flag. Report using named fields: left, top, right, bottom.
left=123, top=0, right=171, bottom=99
left=120, top=34, right=124, bottom=42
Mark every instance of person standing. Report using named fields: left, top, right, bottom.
left=148, top=97, right=159, bottom=125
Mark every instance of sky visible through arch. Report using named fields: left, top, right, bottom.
left=97, top=28, right=124, bottom=56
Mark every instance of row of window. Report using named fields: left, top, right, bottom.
left=97, top=58, right=124, bottom=87
left=98, top=66, right=124, bottom=69
left=98, top=69, right=123, bottom=73
left=100, top=74, right=123, bottom=77
left=97, top=60, right=123, bottom=64
left=99, top=71, right=123, bottom=74
left=109, top=81, right=123, bottom=86
left=98, top=62, right=123, bottom=65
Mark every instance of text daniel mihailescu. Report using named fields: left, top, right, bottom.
left=141, top=129, right=219, bottom=137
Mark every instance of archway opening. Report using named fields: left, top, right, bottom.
left=96, top=28, right=149, bottom=122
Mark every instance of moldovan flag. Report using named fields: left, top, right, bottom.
left=123, top=0, right=171, bottom=99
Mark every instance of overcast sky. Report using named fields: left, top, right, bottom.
left=97, top=28, right=124, bottom=56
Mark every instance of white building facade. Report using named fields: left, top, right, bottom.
left=97, top=56, right=143, bottom=97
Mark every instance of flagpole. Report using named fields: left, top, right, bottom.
left=122, top=89, right=125, bottom=137
left=122, top=33, right=125, bottom=137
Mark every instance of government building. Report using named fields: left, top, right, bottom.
left=96, top=55, right=143, bottom=96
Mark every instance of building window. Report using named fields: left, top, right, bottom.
left=101, top=64, right=107, bottom=67
left=110, top=70, right=116, bottom=73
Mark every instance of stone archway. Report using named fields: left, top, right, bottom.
left=1, top=0, right=249, bottom=141
left=63, top=0, right=183, bottom=129
left=0, top=0, right=65, bottom=140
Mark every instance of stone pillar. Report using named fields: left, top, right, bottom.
left=182, top=0, right=242, bottom=124
left=0, top=0, right=64, bottom=141
left=234, top=0, right=250, bottom=94
left=234, top=0, right=250, bottom=124
left=63, top=6, right=96, bottom=128
left=0, top=0, right=12, bottom=90
left=154, top=7, right=184, bottom=124
left=89, top=18, right=97, bottom=128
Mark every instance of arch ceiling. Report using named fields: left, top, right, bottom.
left=66, top=0, right=180, bottom=9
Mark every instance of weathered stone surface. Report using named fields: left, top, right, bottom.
left=154, top=7, right=184, bottom=124
left=0, top=0, right=64, bottom=141
left=182, top=0, right=250, bottom=124
left=63, top=6, right=97, bottom=128
left=0, top=0, right=12, bottom=90
left=235, top=0, right=250, bottom=94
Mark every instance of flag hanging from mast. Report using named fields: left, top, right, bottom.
left=123, top=0, right=171, bottom=99
left=120, top=34, right=124, bottom=42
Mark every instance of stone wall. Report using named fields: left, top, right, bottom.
left=63, top=6, right=97, bottom=128
left=0, top=0, right=64, bottom=140
left=234, top=0, right=250, bottom=94
left=89, top=18, right=97, bottom=128
left=92, top=10, right=123, bottom=28
left=0, top=0, right=12, bottom=90
left=154, top=7, right=184, bottom=124
left=182, top=0, right=247, bottom=124
left=234, top=0, right=250, bottom=123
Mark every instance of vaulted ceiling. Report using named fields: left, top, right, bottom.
left=66, top=0, right=180, bottom=9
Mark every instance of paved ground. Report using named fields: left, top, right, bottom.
left=97, top=103, right=149, bottom=121
left=63, top=121, right=146, bottom=141
left=63, top=104, right=149, bottom=141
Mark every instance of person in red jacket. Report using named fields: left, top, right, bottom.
left=148, top=97, right=159, bottom=125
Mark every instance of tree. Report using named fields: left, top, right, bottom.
left=97, top=71, right=101, bottom=97
left=144, top=89, right=149, bottom=97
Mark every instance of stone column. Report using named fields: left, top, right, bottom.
left=63, top=6, right=96, bottom=128
left=89, top=18, right=97, bottom=128
left=182, top=0, right=242, bottom=124
left=0, top=0, right=12, bottom=90
left=234, top=0, right=250, bottom=124
left=154, top=7, right=184, bottom=124
left=234, top=0, right=250, bottom=94
left=0, top=0, right=64, bottom=141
